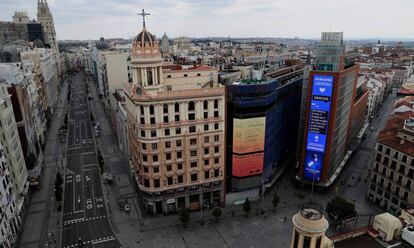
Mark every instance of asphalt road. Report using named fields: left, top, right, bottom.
left=61, top=72, right=120, bottom=248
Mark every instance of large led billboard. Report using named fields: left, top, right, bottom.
left=232, top=117, right=266, bottom=177
left=304, top=75, right=334, bottom=181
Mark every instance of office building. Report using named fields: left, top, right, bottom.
left=297, top=32, right=368, bottom=186
left=124, top=18, right=225, bottom=215
left=225, top=64, right=304, bottom=202
left=367, top=96, right=414, bottom=215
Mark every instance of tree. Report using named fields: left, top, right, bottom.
left=243, top=198, right=251, bottom=217
left=272, top=193, right=280, bottom=212
left=179, top=208, right=191, bottom=227
left=326, top=196, right=357, bottom=222
left=211, top=207, right=222, bottom=222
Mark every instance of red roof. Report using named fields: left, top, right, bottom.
left=377, top=98, right=414, bottom=156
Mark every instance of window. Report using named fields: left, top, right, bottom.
left=140, top=106, right=144, bottom=115
left=184, top=74, right=188, bottom=77
left=163, top=116, right=169, bottom=123
left=188, top=101, right=195, bottom=111
left=167, top=75, right=171, bottom=78
left=144, top=179, right=150, bottom=187
left=214, top=135, right=219, bottom=142
left=175, top=103, right=180, bottom=112
left=167, top=177, right=173, bottom=185
left=214, top=123, right=219, bottom=130
left=150, top=117, right=156, bottom=124
left=205, top=171, right=210, bottom=179
left=163, top=104, right=168, bottom=114
left=153, top=155, right=158, bottom=162
left=154, top=179, right=160, bottom=188
left=153, top=167, right=159, bottom=173
left=165, top=141, right=171, bottom=148
left=190, top=150, right=197, bottom=157
left=204, top=159, right=209, bottom=166
left=203, top=100, right=208, bottom=109
left=190, top=138, right=197, bottom=145
left=197, top=73, right=201, bottom=77
left=214, top=99, right=219, bottom=108
left=142, top=143, right=147, bottom=150
left=151, top=143, right=157, bottom=150
left=214, top=158, right=219, bottom=164
left=177, top=151, right=182, bottom=159
left=166, top=153, right=172, bottom=160
left=191, top=174, right=198, bottom=181
left=167, top=165, right=172, bottom=171
left=175, top=115, right=180, bottom=122
left=176, top=140, right=182, bottom=147
left=204, top=148, right=209, bottom=155
left=214, top=146, right=219, bottom=153
left=177, top=163, right=183, bottom=170
left=204, top=136, right=209, bottom=143
left=142, top=155, right=148, bottom=162
left=151, top=130, right=157, bottom=137
left=191, top=162, right=197, bottom=168
left=204, top=124, right=209, bottom=131
left=176, top=127, right=181, bottom=134
left=141, top=130, right=146, bottom=137
left=378, top=144, right=383, bottom=151
left=204, top=112, right=208, bottom=119
left=140, top=117, right=145, bottom=124
left=150, top=105, right=155, bottom=115
left=165, top=129, right=170, bottom=136
left=189, top=126, right=196, bottom=133
left=214, top=111, right=219, bottom=118
left=214, top=169, right=219, bottom=177
left=188, top=113, right=195, bottom=121
left=178, top=175, right=183, bottom=183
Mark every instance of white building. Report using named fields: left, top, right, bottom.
left=362, top=76, right=386, bottom=119
left=0, top=143, right=21, bottom=247
left=0, top=79, right=28, bottom=223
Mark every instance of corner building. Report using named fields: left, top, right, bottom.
left=124, top=23, right=225, bottom=215
left=297, top=32, right=368, bottom=186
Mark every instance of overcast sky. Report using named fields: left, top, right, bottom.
left=1, top=0, right=413, bottom=40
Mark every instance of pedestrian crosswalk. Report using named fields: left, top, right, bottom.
left=63, top=215, right=106, bottom=225
left=62, top=235, right=116, bottom=248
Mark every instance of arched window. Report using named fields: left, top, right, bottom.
left=163, top=104, right=168, bottom=114
left=214, top=99, right=219, bottom=109
left=140, top=106, right=144, bottom=115
left=203, top=100, right=208, bottom=110
left=174, top=103, right=180, bottom=113
left=149, top=105, right=155, bottom=115
left=188, top=101, right=195, bottom=111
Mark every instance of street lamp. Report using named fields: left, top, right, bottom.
left=310, top=171, right=317, bottom=203
left=260, top=178, right=265, bottom=215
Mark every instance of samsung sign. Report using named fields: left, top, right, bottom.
left=304, top=75, right=334, bottom=181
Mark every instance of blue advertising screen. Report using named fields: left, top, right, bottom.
left=304, top=75, right=334, bottom=181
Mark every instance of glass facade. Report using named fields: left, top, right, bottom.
left=226, top=76, right=303, bottom=192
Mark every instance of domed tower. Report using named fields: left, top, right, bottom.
left=130, top=9, right=163, bottom=94
left=291, top=202, right=331, bottom=248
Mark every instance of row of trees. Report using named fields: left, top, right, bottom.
left=54, top=172, right=63, bottom=211
left=178, top=193, right=281, bottom=227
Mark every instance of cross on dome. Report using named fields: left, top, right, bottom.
left=138, top=9, right=150, bottom=28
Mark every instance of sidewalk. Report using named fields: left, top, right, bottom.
left=17, top=77, right=69, bottom=248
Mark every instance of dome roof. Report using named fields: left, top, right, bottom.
left=133, top=28, right=157, bottom=47
left=131, top=27, right=161, bottom=59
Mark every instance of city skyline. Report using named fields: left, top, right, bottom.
left=1, top=0, right=414, bottom=40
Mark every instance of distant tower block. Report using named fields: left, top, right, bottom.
left=291, top=202, right=330, bottom=248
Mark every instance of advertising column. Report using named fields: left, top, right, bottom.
left=232, top=117, right=266, bottom=177
left=304, top=75, right=334, bottom=181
